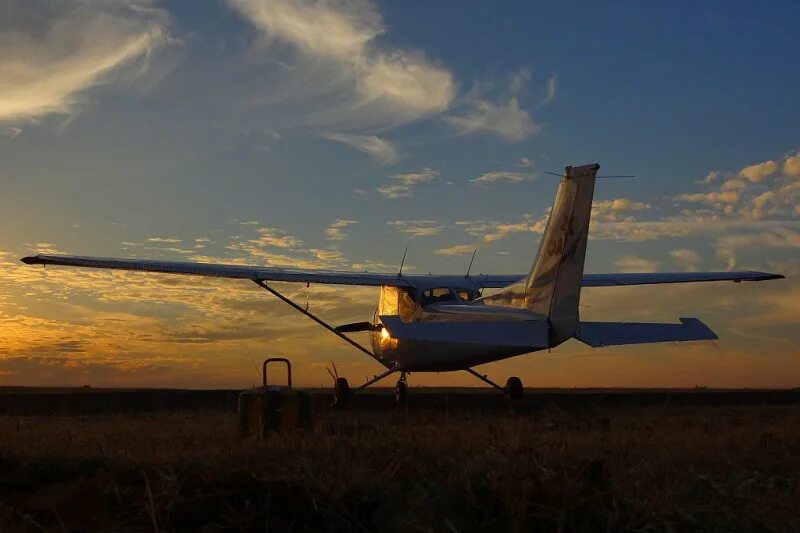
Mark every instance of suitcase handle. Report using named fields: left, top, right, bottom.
left=263, top=357, right=292, bottom=388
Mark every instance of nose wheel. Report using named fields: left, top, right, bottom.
left=395, top=372, right=408, bottom=407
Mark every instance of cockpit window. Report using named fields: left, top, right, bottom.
left=421, top=287, right=456, bottom=306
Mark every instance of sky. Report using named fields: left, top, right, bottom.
left=1, top=0, right=799, bottom=389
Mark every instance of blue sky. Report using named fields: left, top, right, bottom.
left=0, top=0, right=798, bottom=387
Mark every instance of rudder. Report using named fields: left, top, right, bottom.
left=525, top=163, right=598, bottom=345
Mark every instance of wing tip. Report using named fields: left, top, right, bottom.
left=20, top=255, right=43, bottom=265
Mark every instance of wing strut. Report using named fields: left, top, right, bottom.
left=253, top=280, right=377, bottom=360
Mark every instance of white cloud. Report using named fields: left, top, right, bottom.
left=515, top=157, right=534, bottom=168
left=669, top=249, right=701, bottom=271
left=614, top=256, right=659, bottom=273
left=720, top=178, right=747, bottom=191
left=434, top=244, right=476, bottom=256
left=675, top=190, right=741, bottom=205
left=508, top=67, right=532, bottom=95
left=234, top=227, right=303, bottom=249
left=470, top=170, right=535, bottom=185
left=225, top=0, right=455, bottom=129
left=325, top=219, right=358, bottom=241
left=388, top=220, right=442, bottom=237
left=591, top=198, right=650, bottom=222
left=0, top=1, right=171, bottom=123
left=695, top=171, right=720, bottom=185
left=446, top=97, right=539, bottom=141
left=542, top=73, right=558, bottom=105
left=739, top=160, right=777, bottom=182
left=376, top=168, right=438, bottom=198
left=715, top=227, right=800, bottom=269
left=784, top=152, right=800, bottom=178
left=323, top=133, right=397, bottom=163
left=0, top=126, right=22, bottom=138
left=146, top=237, right=182, bottom=244
left=482, top=216, right=548, bottom=243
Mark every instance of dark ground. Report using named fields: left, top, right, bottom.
left=1, top=387, right=799, bottom=532
left=1, top=386, right=798, bottom=414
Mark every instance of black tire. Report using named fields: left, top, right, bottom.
left=395, top=379, right=408, bottom=407
left=505, top=376, right=523, bottom=400
left=334, top=377, right=350, bottom=407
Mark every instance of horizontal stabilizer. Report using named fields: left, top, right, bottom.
left=582, top=271, right=784, bottom=287
left=380, top=315, right=548, bottom=348
left=575, top=318, right=717, bottom=347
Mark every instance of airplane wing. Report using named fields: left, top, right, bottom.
left=20, top=254, right=782, bottom=288
left=581, top=271, right=784, bottom=286
left=20, top=254, right=414, bottom=287
left=19, top=253, right=519, bottom=289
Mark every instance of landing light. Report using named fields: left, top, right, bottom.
left=380, top=327, right=390, bottom=341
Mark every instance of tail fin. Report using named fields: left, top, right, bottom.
left=482, top=163, right=598, bottom=346
left=525, top=163, right=598, bottom=344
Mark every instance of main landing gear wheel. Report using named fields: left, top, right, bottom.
left=504, top=376, right=523, bottom=400
left=334, top=377, right=351, bottom=407
left=395, top=378, right=408, bottom=407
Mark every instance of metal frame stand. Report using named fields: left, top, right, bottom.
left=464, top=368, right=506, bottom=393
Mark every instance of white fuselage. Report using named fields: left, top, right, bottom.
left=368, top=284, right=548, bottom=371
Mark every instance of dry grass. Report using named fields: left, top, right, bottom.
left=1, top=405, right=799, bottom=531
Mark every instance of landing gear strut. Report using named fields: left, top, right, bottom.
left=464, top=368, right=524, bottom=400
left=395, top=372, right=408, bottom=407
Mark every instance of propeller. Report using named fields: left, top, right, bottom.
left=334, top=321, right=380, bottom=333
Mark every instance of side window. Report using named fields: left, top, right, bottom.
left=421, top=287, right=455, bottom=306
left=456, top=289, right=472, bottom=301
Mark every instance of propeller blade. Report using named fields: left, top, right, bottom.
left=334, top=321, right=379, bottom=333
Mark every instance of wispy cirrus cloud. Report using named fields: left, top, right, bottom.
left=470, top=170, right=536, bottom=185
left=0, top=0, right=172, bottom=124
left=542, top=73, right=558, bottom=105
left=325, top=219, right=358, bottom=241
left=434, top=244, right=476, bottom=256
left=446, top=67, right=543, bottom=141
left=614, top=256, right=659, bottom=273
left=669, top=248, right=701, bottom=271
left=376, top=168, right=438, bottom=198
left=323, top=133, right=397, bottom=163
left=447, top=97, right=539, bottom=141
left=388, top=220, right=443, bottom=237
left=225, top=0, right=455, bottom=130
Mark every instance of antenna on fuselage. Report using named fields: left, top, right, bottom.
left=465, top=249, right=477, bottom=277
left=398, top=246, right=408, bottom=276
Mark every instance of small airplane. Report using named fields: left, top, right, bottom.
left=22, top=163, right=784, bottom=404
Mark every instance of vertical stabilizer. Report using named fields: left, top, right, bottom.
left=482, top=163, right=599, bottom=345
left=527, top=163, right=598, bottom=344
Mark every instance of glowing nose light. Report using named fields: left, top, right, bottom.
left=380, top=327, right=390, bottom=341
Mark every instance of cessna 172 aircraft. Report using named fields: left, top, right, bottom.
left=22, top=163, right=783, bottom=404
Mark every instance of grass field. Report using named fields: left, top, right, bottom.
left=1, top=399, right=799, bottom=531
